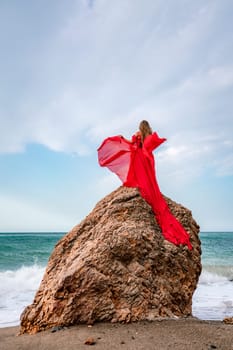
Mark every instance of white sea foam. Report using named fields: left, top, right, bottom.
left=192, top=270, right=233, bottom=320
left=198, top=269, right=229, bottom=284
left=201, top=264, right=233, bottom=280
left=0, top=264, right=45, bottom=328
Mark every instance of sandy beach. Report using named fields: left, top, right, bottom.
left=1, top=318, right=232, bottom=350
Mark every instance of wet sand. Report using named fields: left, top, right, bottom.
left=1, top=318, right=233, bottom=350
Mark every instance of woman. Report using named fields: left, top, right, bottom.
left=98, top=120, right=192, bottom=250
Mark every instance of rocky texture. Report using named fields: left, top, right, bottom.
left=20, top=186, right=201, bottom=334
left=223, top=317, right=233, bottom=324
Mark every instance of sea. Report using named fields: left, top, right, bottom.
left=0, top=231, right=233, bottom=328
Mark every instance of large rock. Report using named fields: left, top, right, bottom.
left=20, top=186, right=201, bottom=334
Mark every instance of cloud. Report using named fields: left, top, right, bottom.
left=0, top=0, right=233, bottom=178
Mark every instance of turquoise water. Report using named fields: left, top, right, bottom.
left=201, top=232, right=233, bottom=265
left=0, top=231, right=233, bottom=326
left=199, top=232, right=233, bottom=280
left=0, top=232, right=64, bottom=271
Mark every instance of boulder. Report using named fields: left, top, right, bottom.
left=20, top=186, right=201, bottom=334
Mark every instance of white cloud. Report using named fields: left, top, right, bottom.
left=0, top=0, right=233, bottom=178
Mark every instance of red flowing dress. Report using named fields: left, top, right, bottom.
left=97, top=132, right=192, bottom=250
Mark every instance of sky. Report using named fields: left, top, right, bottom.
left=0, top=0, right=233, bottom=232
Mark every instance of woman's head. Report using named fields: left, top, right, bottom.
left=139, top=120, right=152, bottom=142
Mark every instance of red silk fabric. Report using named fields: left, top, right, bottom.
left=98, top=132, right=192, bottom=250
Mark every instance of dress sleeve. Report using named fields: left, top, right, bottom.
left=97, top=136, right=132, bottom=184
left=143, top=132, right=166, bottom=152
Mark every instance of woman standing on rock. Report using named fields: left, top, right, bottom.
left=98, top=120, right=192, bottom=250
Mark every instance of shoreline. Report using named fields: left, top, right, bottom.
left=1, top=318, right=233, bottom=350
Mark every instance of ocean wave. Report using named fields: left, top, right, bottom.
left=0, top=264, right=45, bottom=328
left=193, top=269, right=233, bottom=320
left=199, top=266, right=233, bottom=284
left=0, top=264, right=45, bottom=294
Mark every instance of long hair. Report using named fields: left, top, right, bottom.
left=139, top=120, right=152, bottom=143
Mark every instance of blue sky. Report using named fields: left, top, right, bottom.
left=0, top=0, right=233, bottom=232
